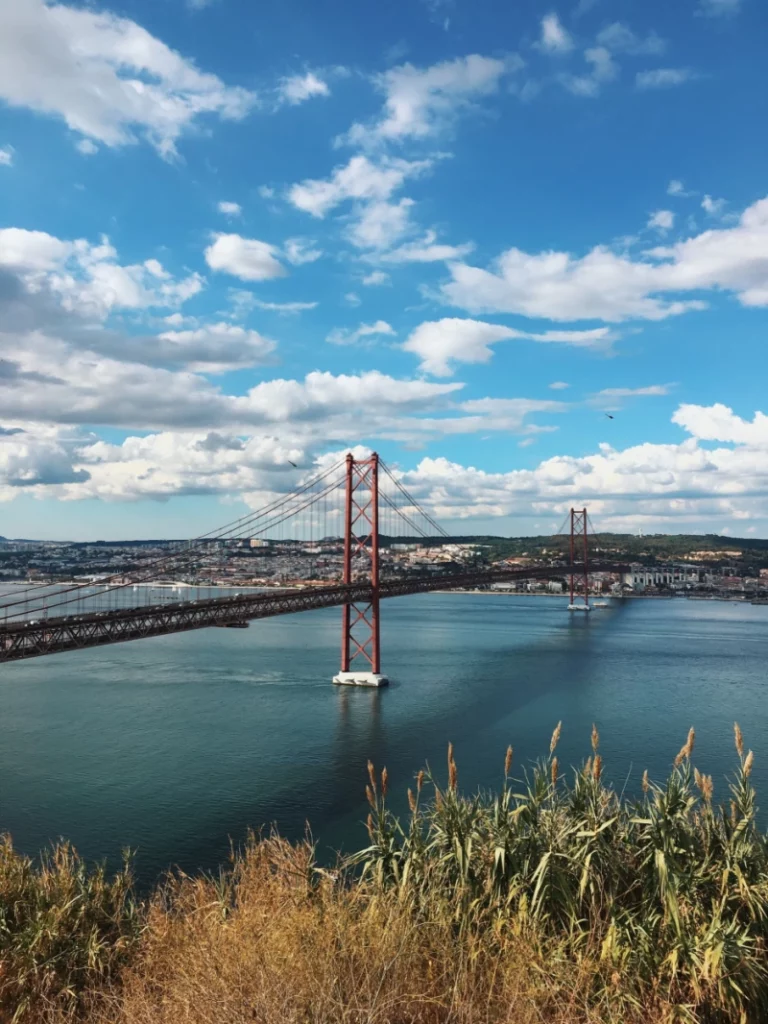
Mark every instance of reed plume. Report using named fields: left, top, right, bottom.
left=674, top=728, right=695, bottom=767
left=448, top=746, right=458, bottom=792
left=550, top=721, right=562, bottom=754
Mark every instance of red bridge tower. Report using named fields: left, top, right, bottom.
left=333, top=452, right=388, bottom=687
left=568, top=507, right=591, bottom=612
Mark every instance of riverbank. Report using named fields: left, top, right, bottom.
left=1, top=728, right=765, bottom=1024
left=5, top=580, right=760, bottom=604
left=432, top=589, right=761, bottom=603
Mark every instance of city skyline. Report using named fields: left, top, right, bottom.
left=1, top=0, right=767, bottom=540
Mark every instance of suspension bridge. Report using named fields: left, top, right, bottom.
left=0, top=454, right=629, bottom=682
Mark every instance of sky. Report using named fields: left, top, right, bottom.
left=0, top=0, right=767, bottom=541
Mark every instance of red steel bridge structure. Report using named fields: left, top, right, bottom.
left=0, top=454, right=629, bottom=681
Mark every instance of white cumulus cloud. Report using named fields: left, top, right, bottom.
left=648, top=209, right=675, bottom=233
left=342, top=54, right=517, bottom=147
left=702, top=194, right=727, bottom=217
left=362, top=271, right=391, bottom=286
left=441, top=195, right=768, bottom=322
left=283, top=238, right=323, bottom=265
left=667, top=179, right=692, bottom=197
left=636, top=68, right=695, bottom=90
left=0, top=0, right=256, bottom=157
left=402, top=319, right=519, bottom=375
left=589, top=384, right=672, bottom=411
left=0, top=227, right=203, bottom=317
left=326, top=320, right=395, bottom=346
left=276, top=72, right=330, bottom=106
left=156, top=322, right=277, bottom=373
left=347, top=198, right=415, bottom=250
left=537, top=13, right=574, bottom=53
left=402, top=318, right=614, bottom=376
left=0, top=227, right=72, bottom=270
left=250, top=299, right=318, bottom=314
left=287, top=154, right=432, bottom=218
left=380, top=231, right=474, bottom=263
left=204, top=234, right=287, bottom=282
left=563, top=46, right=618, bottom=98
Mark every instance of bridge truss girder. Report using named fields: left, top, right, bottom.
left=0, top=562, right=628, bottom=665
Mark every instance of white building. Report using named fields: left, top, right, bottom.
left=630, top=564, right=700, bottom=590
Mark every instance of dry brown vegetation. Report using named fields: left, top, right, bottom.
left=2, top=724, right=767, bottom=1024
left=84, top=835, right=658, bottom=1024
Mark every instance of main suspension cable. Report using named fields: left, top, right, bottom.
left=379, top=460, right=449, bottom=538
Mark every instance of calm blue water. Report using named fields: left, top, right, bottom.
left=1, top=594, right=767, bottom=884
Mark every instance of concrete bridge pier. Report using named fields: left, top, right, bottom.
left=333, top=671, right=389, bottom=687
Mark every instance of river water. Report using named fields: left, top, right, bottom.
left=1, top=593, right=767, bottom=884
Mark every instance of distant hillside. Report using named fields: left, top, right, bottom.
left=383, top=532, right=768, bottom=566
left=2, top=533, right=768, bottom=565
left=484, top=533, right=768, bottom=566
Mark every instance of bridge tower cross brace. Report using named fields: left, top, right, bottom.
left=333, top=452, right=389, bottom=687
left=568, top=508, right=590, bottom=612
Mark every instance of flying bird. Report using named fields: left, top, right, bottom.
left=604, top=413, right=614, bottom=420
left=287, top=460, right=298, bottom=468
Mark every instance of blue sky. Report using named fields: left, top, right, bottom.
left=0, top=0, right=767, bottom=540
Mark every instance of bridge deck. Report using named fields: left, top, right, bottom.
left=0, top=563, right=628, bottom=663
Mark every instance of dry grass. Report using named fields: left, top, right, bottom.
left=3, top=723, right=768, bottom=1024
left=83, top=836, right=649, bottom=1024
left=0, top=836, right=139, bottom=1023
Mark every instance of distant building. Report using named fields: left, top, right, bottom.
left=720, top=576, right=744, bottom=590
left=685, top=550, right=743, bottom=561
left=630, top=564, right=700, bottom=590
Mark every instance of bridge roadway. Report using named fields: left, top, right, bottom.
left=0, top=562, right=629, bottom=663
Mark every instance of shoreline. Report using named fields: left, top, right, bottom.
left=2, top=582, right=761, bottom=605
left=430, top=590, right=759, bottom=603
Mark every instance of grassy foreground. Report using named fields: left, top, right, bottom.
left=2, top=725, right=767, bottom=1024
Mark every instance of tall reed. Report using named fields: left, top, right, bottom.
left=356, top=723, right=768, bottom=1021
